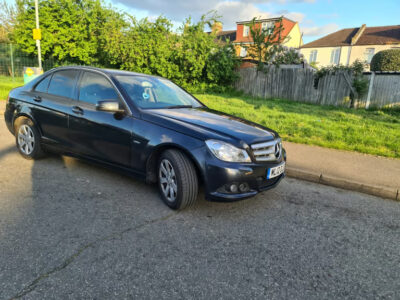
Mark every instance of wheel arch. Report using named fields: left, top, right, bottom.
left=12, top=111, right=42, bottom=136
left=145, top=143, right=204, bottom=185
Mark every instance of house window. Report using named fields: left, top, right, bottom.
left=262, top=21, right=274, bottom=34
left=309, top=50, right=318, bottom=63
left=330, top=48, right=341, bottom=65
left=240, top=46, right=247, bottom=57
left=364, top=48, right=375, bottom=63
left=243, top=25, right=249, bottom=37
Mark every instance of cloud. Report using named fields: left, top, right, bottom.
left=113, top=0, right=337, bottom=38
left=113, top=0, right=315, bottom=24
left=214, top=2, right=272, bottom=29
left=301, top=23, right=339, bottom=36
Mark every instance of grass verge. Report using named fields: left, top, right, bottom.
left=194, top=92, right=400, bottom=159
left=0, top=76, right=24, bottom=100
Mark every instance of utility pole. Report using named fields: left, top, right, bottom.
left=34, top=0, right=42, bottom=69
left=9, top=43, right=14, bottom=80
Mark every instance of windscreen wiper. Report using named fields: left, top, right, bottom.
left=166, top=105, right=193, bottom=109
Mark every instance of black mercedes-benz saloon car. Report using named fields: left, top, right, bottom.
left=4, top=66, right=286, bottom=209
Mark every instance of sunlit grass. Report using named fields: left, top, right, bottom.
left=0, top=76, right=24, bottom=100
left=195, top=92, right=400, bottom=159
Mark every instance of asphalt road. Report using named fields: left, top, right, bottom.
left=1, top=116, right=400, bottom=300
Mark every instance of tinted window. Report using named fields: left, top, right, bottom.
left=47, top=70, right=77, bottom=98
left=35, top=75, right=51, bottom=93
left=78, top=72, right=119, bottom=105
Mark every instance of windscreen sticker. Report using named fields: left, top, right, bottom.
left=142, top=92, right=150, bottom=100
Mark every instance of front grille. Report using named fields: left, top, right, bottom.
left=251, top=138, right=281, bottom=162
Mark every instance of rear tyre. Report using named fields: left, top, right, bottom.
left=15, top=118, right=45, bottom=160
left=158, top=149, right=198, bottom=210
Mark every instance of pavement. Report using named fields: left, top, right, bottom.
left=284, top=142, right=400, bottom=201
left=0, top=100, right=399, bottom=200
left=1, top=116, right=400, bottom=299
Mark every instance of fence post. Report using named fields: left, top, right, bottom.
left=342, top=72, right=357, bottom=107
left=365, top=72, right=375, bottom=109
left=9, top=43, right=15, bottom=80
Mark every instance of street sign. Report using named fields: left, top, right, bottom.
left=33, top=28, right=41, bottom=40
left=24, top=67, right=43, bottom=84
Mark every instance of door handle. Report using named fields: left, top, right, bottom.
left=72, top=106, right=84, bottom=115
left=33, top=95, right=42, bottom=102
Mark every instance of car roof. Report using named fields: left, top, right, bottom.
left=49, top=66, right=156, bottom=78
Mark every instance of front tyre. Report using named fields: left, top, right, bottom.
left=15, top=118, right=45, bottom=160
left=158, top=149, right=199, bottom=210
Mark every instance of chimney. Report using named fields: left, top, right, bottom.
left=351, top=24, right=366, bottom=45
left=212, top=22, right=223, bottom=34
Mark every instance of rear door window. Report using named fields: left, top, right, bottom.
left=47, top=70, right=78, bottom=98
left=34, top=75, right=51, bottom=93
left=78, top=72, right=119, bottom=105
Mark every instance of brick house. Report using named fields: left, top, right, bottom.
left=232, top=17, right=303, bottom=58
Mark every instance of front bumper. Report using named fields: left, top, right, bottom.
left=203, top=148, right=287, bottom=201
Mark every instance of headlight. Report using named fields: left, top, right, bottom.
left=205, top=140, right=251, bottom=163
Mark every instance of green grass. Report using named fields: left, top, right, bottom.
left=0, top=76, right=24, bottom=100
left=194, top=92, right=400, bottom=159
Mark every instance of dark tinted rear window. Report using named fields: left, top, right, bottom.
left=35, top=75, right=51, bottom=93
left=48, top=70, right=77, bottom=98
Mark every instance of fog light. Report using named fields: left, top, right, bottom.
left=230, top=184, right=238, bottom=193
left=239, top=183, right=249, bottom=192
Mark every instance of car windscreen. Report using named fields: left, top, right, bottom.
left=115, top=75, right=203, bottom=109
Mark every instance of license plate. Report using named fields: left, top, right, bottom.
left=267, top=162, right=285, bottom=179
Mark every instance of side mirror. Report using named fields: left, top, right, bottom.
left=96, top=100, right=124, bottom=113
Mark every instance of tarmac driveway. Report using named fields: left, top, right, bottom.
left=1, top=117, right=400, bottom=299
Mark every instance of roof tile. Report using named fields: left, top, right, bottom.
left=302, top=25, right=400, bottom=48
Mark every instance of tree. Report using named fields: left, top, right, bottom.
left=100, top=15, right=180, bottom=78
left=12, top=0, right=126, bottom=65
left=244, top=17, right=285, bottom=70
left=11, top=3, right=239, bottom=89
left=172, top=14, right=219, bottom=86
left=205, top=43, right=240, bottom=87
left=0, top=0, right=17, bottom=42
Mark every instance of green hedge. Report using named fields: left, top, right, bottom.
left=370, top=49, right=400, bottom=71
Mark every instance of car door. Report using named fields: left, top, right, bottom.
left=68, top=71, right=133, bottom=167
left=29, top=69, right=79, bottom=149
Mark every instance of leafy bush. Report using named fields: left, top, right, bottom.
left=272, top=46, right=304, bottom=66
left=11, top=1, right=239, bottom=90
left=370, top=49, right=400, bottom=71
left=205, top=43, right=240, bottom=87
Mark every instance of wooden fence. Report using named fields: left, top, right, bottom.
left=234, top=67, right=400, bottom=109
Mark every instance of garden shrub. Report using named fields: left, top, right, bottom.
left=370, top=49, right=400, bottom=71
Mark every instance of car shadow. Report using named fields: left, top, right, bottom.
left=0, top=145, right=16, bottom=162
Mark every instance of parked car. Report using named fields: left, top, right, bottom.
left=4, top=66, right=286, bottom=209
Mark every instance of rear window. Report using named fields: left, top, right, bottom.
left=47, top=70, right=78, bottom=98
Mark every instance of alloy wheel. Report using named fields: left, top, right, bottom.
left=159, top=159, right=178, bottom=202
left=18, top=124, right=35, bottom=155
